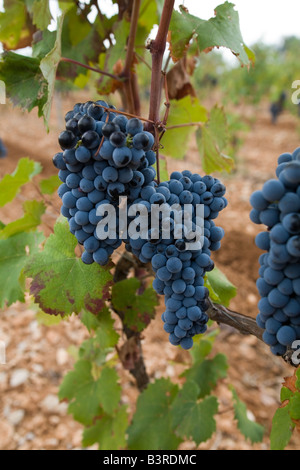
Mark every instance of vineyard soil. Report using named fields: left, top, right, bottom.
left=0, top=92, right=300, bottom=450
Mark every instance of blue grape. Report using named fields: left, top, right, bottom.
left=126, top=118, right=143, bottom=136
left=112, top=147, right=132, bottom=167
left=81, top=251, right=94, bottom=265
left=278, top=192, right=300, bottom=214
left=76, top=197, right=93, bottom=212
left=286, top=236, right=300, bottom=257
left=82, top=165, right=97, bottom=180
left=180, top=337, right=194, bottom=350
left=282, top=213, right=300, bottom=234
left=172, top=279, right=186, bottom=294
left=166, top=257, right=182, bottom=273
left=276, top=326, right=297, bottom=346
left=93, top=248, right=109, bottom=265
left=268, top=288, right=289, bottom=308
left=255, top=232, right=270, bottom=251
left=118, top=168, right=133, bottom=184
left=62, top=191, right=77, bottom=209
left=265, top=317, right=282, bottom=334
left=84, top=236, right=100, bottom=253
left=80, top=178, right=94, bottom=193
left=75, top=210, right=90, bottom=226
left=250, top=191, right=269, bottom=211
left=262, top=179, right=285, bottom=202
left=75, top=146, right=91, bottom=163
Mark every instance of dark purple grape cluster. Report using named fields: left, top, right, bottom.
left=124, top=171, right=227, bottom=349
left=53, top=99, right=156, bottom=265
left=250, top=147, right=300, bottom=356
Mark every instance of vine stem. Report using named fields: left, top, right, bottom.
left=166, top=122, right=204, bottom=130
left=60, top=57, right=121, bottom=81
left=94, top=103, right=155, bottom=124
left=119, top=0, right=142, bottom=114
left=146, top=0, right=175, bottom=130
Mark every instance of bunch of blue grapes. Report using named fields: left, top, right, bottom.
left=53, top=100, right=156, bottom=266
left=250, top=147, right=300, bottom=356
left=124, top=170, right=227, bottom=349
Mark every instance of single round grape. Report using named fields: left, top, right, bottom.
left=58, top=130, right=77, bottom=150
left=82, top=130, right=100, bottom=149
left=276, top=325, right=297, bottom=347
left=180, top=337, right=193, bottom=350
left=126, top=118, right=143, bottom=136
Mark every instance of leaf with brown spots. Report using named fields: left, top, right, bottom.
left=282, top=368, right=300, bottom=394
left=24, top=219, right=112, bottom=317
left=271, top=367, right=300, bottom=449
left=169, top=3, right=254, bottom=67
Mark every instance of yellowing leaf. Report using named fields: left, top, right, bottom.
left=196, top=105, right=234, bottom=174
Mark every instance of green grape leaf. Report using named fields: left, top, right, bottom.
left=205, top=266, right=237, bottom=308
left=0, top=231, right=44, bottom=308
left=171, top=380, right=218, bottom=445
left=97, top=18, right=130, bottom=95
left=270, top=405, right=295, bottom=451
left=36, top=310, right=63, bottom=326
left=280, top=386, right=294, bottom=402
left=82, top=405, right=128, bottom=450
left=65, top=5, right=91, bottom=46
left=74, top=73, right=90, bottom=89
left=183, top=353, right=228, bottom=398
left=32, top=29, right=56, bottom=59
left=127, top=378, right=181, bottom=450
left=289, top=392, right=300, bottom=421
left=79, top=308, right=119, bottom=362
left=0, top=157, right=42, bottom=208
left=0, top=0, right=27, bottom=50
left=296, top=368, right=300, bottom=390
left=111, top=278, right=158, bottom=332
left=96, top=367, right=122, bottom=416
left=0, top=200, right=46, bottom=239
left=231, top=387, right=264, bottom=444
left=80, top=309, right=102, bottom=333
left=162, top=96, right=208, bottom=160
left=196, top=105, right=234, bottom=174
left=94, top=307, right=120, bottom=351
left=59, top=360, right=120, bottom=425
left=169, top=3, right=254, bottom=67
left=40, top=13, right=64, bottom=129
left=30, top=0, right=52, bottom=31
left=158, top=156, right=169, bottom=183
left=188, top=330, right=220, bottom=364
left=39, top=174, right=60, bottom=195
left=60, top=8, right=99, bottom=67
left=58, top=0, right=74, bottom=13
left=0, top=51, right=48, bottom=118
left=136, top=0, right=161, bottom=46
left=24, top=219, right=112, bottom=317
left=169, top=9, right=195, bottom=61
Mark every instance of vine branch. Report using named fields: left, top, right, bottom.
left=119, top=0, right=142, bottom=114
left=60, top=57, right=121, bottom=81
left=206, top=298, right=263, bottom=340
left=146, top=0, right=175, bottom=131
left=112, top=252, right=150, bottom=391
